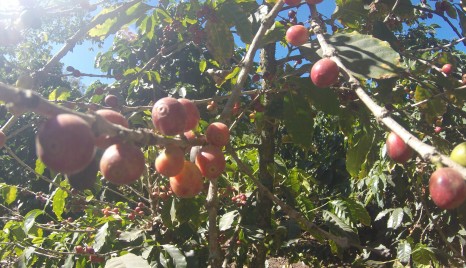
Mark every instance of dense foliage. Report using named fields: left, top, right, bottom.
left=1, top=0, right=466, bottom=267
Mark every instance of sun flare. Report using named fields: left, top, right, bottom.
left=0, top=0, right=20, bottom=12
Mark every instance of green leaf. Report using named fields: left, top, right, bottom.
left=62, top=255, right=74, bottom=268
left=283, top=91, right=314, bottom=148
left=412, top=243, right=435, bottom=265
left=445, top=2, right=457, bottom=19
left=199, top=60, right=207, bottom=73
left=346, top=129, right=374, bottom=179
left=332, top=0, right=367, bottom=29
left=52, top=187, right=68, bottom=220
left=23, top=209, right=43, bottom=234
left=322, top=210, right=360, bottom=244
left=287, top=167, right=302, bottom=194
left=89, top=3, right=151, bottom=40
left=307, top=83, right=341, bottom=115
left=150, top=71, right=161, bottom=84
left=35, top=159, right=46, bottom=175
left=305, top=32, right=403, bottom=79
left=48, top=88, right=71, bottom=101
left=205, top=20, right=234, bottom=66
left=260, top=21, right=286, bottom=47
left=414, top=85, right=447, bottom=124
left=162, top=244, right=187, bottom=268
left=397, top=240, right=412, bottom=264
left=217, top=1, right=257, bottom=44
left=344, top=198, right=371, bottom=226
left=155, top=8, right=173, bottom=23
left=219, top=211, right=238, bottom=231
left=374, top=208, right=394, bottom=221
left=104, top=253, right=150, bottom=268
left=4, top=185, right=17, bottom=205
left=387, top=208, right=404, bottom=229
left=93, top=222, right=109, bottom=252
left=118, top=229, right=144, bottom=242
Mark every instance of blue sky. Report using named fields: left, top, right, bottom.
left=49, top=0, right=465, bottom=86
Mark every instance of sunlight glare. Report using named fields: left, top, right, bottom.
left=0, top=0, right=21, bottom=11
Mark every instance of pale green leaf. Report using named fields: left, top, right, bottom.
left=397, top=240, right=412, bottom=264
left=219, top=211, right=238, bottom=231
left=374, top=208, right=394, bottom=221
left=52, top=187, right=68, bottom=220
left=118, top=229, right=144, bottom=242
left=302, top=32, right=403, bottom=79
left=199, top=60, right=207, bottom=73
left=4, top=185, right=17, bottom=205
left=104, top=253, right=150, bottom=268
left=35, top=159, right=46, bottom=175
left=387, top=208, right=404, bottom=229
left=93, top=222, right=109, bottom=252
left=23, top=209, right=43, bottom=234
left=48, top=88, right=71, bottom=101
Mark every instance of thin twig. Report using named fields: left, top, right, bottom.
left=220, top=0, right=285, bottom=120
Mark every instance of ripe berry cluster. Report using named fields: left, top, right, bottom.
left=152, top=97, right=229, bottom=198
left=386, top=132, right=466, bottom=210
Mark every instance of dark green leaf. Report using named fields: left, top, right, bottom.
left=260, top=21, right=286, bottom=47
left=346, top=129, right=374, bottom=179
left=308, top=84, right=341, bottom=115
left=162, top=244, right=187, bottom=268
left=344, top=198, right=371, bottom=226
left=283, top=91, right=314, bottom=148
left=323, top=210, right=359, bottom=244
left=414, top=85, right=447, bottom=124
left=446, top=2, right=457, bottom=19
left=412, top=243, right=435, bottom=265
left=205, top=20, right=234, bottom=66
left=217, top=1, right=255, bottom=44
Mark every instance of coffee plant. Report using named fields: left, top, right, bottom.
left=1, top=0, right=466, bottom=267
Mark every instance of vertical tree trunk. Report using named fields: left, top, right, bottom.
left=250, top=40, right=277, bottom=267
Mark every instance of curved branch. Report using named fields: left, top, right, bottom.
left=308, top=4, right=466, bottom=179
